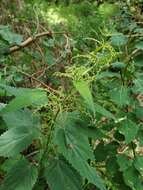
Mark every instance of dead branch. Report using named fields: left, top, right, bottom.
left=8, top=31, right=66, bottom=54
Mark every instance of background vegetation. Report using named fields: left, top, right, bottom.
left=0, top=0, right=143, bottom=190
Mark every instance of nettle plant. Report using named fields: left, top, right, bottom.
left=0, top=32, right=143, bottom=190
left=0, top=4, right=143, bottom=190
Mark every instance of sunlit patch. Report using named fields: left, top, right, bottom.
left=40, top=7, right=67, bottom=25
left=39, top=4, right=78, bottom=28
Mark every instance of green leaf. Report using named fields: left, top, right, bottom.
left=74, top=163, right=106, bottom=190
left=0, top=88, right=48, bottom=113
left=44, top=157, right=83, bottom=190
left=60, top=153, right=106, bottom=190
left=53, top=112, right=106, bottom=190
left=0, top=84, right=31, bottom=96
left=117, top=154, right=133, bottom=171
left=109, top=86, right=130, bottom=107
left=1, top=156, right=21, bottom=172
left=106, top=156, right=119, bottom=176
left=134, top=106, right=143, bottom=120
left=104, top=141, right=119, bottom=156
left=137, top=130, right=143, bottom=146
left=96, top=71, right=120, bottom=80
left=94, top=142, right=108, bottom=162
left=111, top=62, right=126, bottom=69
left=0, top=125, right=39, bottom=157
left=133, top=54, right=143, bottom=68
left=123, top=167, right=143, bottom=190
left=74, top=80, right=115, bottom=119
left=134, top=156, right=143, bottom=175
left=78, top=127, right=106, bottom=140
left=54, top=112, right=94, bottom=162
left=132, top=74, right=143, bottom=93
left=94, top=103, right=115, bottom=120
left=111, top=33, right=128, bottom=47
left=119, top=120, right=139, bottom=143
left=0, top=25, right=23, bottom=45
left=1, top=159, right=38, bottom=190
left=135, top=41, right=143, bottom=50
left=73, top=80, right=94, bottom=113
left=2, top=109, right=40, bottom=129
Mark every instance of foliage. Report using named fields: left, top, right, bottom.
left=0, top=0, right=143, bottom=190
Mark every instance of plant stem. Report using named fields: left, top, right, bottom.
left=36, top=108, right=60, bottom=186
left=46, top=108, right=60, bottom=154
left=131, top=142, right=136, bottom=158
left=120, top=71, right=125, bottom=85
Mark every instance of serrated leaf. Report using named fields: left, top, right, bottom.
left=2, top=109, right=40, bottom=129
left=94, top=103, right=115, bottom=120
left=73, top=80, right=115, bottom=120
left=134, top=156, right=143, bottom=175
left=54, top=112, right=94, bottom=162
left=0, top=25, right=23, bottom=45
left=111, top=33, right=128, bottom=47
left=135, top=41, right=143, bottom=50
left=117, top=154, right=133, bottom=171
left=53, top=112, right=106, bottom=190
left=44, top=157, right=83, bottom=190
left=119, top=120, right=139, bottom=143
left=0, top=88, right=48, bottom=113
left=73, top=80, right=95, bottom=113
left=0, top=159, right=38, bottom=190
left=96, top=71, right=120, bottom=80
left=123, top=167, right=143, bottom=190
left=132, top=74, right=143, bottom=93
left=111, top=62, right=126, bottom=69
left=109, top=86, right=130, bottom=107
left=78, top=127, right=106, bottom=140
left=69, top=158, right=106, bottom=190
left=0, top=126, right=39, bottom=157
left=0, top=84, right=32, bottom=96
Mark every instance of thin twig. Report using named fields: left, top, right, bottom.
left=8, top=31, right=67, bottom=54
left=17, top=69, right=60, bottom=95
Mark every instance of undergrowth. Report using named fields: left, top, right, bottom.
left=0, top=1, right=143, bottom=190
